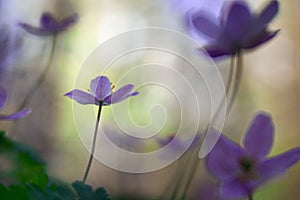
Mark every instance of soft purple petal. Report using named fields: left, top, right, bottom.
left=64, top=89, right=97, bottom=105
left=244, top=30, right=279, bottom=49
left=19, top=23, right=52, bottom=36
left=0, top=86, right=8, bottom=110
left=40, top=13, right=58, bottom=30
left=58, top=13, right=79, bottom=31
left=90, top=76, right=111, bottom=101
left=201, top=47, right=231, bottom=58
left=223, top=1, right=252, bottom=41
left=221, top=178, right=249, bottom=198
left=0, top=108, right=31, bottom=121
left=258, top=0, right=279, bottom=26
left=103, top=84, right=137, bottom=105
left=206, top=134, right=244, bottom=180
left=191, top=12, right=221, bottom=39
left=253, top=147, right=300, bottom=188
left=243, top=112, right=274, bottom=160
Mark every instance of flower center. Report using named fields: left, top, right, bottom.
left=111, top=83, right=115, bottom=93
left=239, top=157, right=253, bottom=172
left=238, top=157, right=259, bottom=182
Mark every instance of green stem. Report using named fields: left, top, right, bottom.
left=17, top=34, right=57, bottom=110
left=82, top=101, right=103, bottom=183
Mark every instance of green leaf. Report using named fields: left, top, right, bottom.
left=0, top=132, right=46, bottom=184
left=72, top=181, right=110, bottom=200
left=49, top=178, right=78, bottom=200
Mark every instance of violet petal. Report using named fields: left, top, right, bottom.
left=0, top=108, right=31, bottom=121
left=58, top=13, right=79, bottom=31
left=223, top=1, right=252, bottom=41
left=221, top=178, right=249, bottom=198
left=206, top=134, right=244, bottom=180
left=90, top=76, right=111, bottom=101
left=202, top=47, right=231, bottom=58
left=258, top=0, right=279, bottom=26
left=103, top=84, right=135, bottom=104
left=244, top=30, right=279, bottom=49
left=64, top=89, right=97, bottom=105
left=40, top=13, right=58, bottom=30
left=191, top=12, right=221, bottom=39
left=19, top=23, right=51, bottom=36
left=244, top=112, right=274, bottom=160
left=254, top=147, right=300, bottom=187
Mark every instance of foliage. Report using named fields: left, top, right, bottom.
left=0, top=131, right=110, bottom=200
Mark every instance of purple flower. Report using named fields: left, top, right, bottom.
left=206, top=112, right=300, bottom=198
left=188, top=0, right=279, bottom=58
left=65, top=75, right=139, bottom=106
left=0, top=86, right=31, bottom=120
left=19, top=12, right=79, bottom=36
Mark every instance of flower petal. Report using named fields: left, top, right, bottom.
left=258, top=0, right=279, bottom=26
left=0, top=108, right=31, bottom=121
left=206, top=134, right=244, bottom=180
left=243, top=112, right=274, bottom=160
left=19, top=23, right=51, bottom=36
left=191, top=12, right=221, bottom=39
left=90, top=76, right=111, bottom=101
left=64, top=89, right=97, bottom=105
left=104, top=92, right=138, bottom=105
left=221, top=178, right=249, bottom=198
left=58, top=13, right=79, bottom=31
left=254, top=147, right=300, bottom=188
left=103, top=85, right=137, bottom=105
left=0, top=86, right=8, bottom=110
left=244, top=30, right=279, bottom=49
left=40, top=13, right=58, bottom=30
left=201, top=47, right=231, bottom=58
left=223, top=1, right=252, bottom=40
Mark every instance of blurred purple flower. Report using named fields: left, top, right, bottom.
left=206, top=112, right=300, bottom=198
left=0, top=86, right=31, bottom=120
left=65, top=75, right=138, bottom=106
left=0, top=24, right=22, bottom=74
left=188, top=0, right=279, bottom=58
left=19, top=12, right=79, bottom=36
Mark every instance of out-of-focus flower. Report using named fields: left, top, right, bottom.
left=206, top=112, right=300, bottom=198
left=0, top=25, right=21, bottom=73
left=19, top=12, right=79, bottom=36
left=0, top=86, right=31, bottom=120
left=65, top=75, right=138, bottom=106
left=188, top=0, right=279, bottom=58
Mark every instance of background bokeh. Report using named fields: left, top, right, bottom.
left=0, top=0, right=300, bottom=199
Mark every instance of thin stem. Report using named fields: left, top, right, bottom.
left=17, top=34, right=57, bottom=110
left=227, top=51, right=243, bottom=113
left=176, top=56, right=238, bottom=199
left=82, top=101, right=103, bottom=183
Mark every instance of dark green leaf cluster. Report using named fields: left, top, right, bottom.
left=0, top=131, right=110, bottom=200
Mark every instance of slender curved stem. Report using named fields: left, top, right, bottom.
left=17, top=34, right=57, bottom=110
left=82, top=102, right=103, bottom=183
left=168, top=56, right=238, bottom=200
left=227, top=51, right=243, bottom=113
